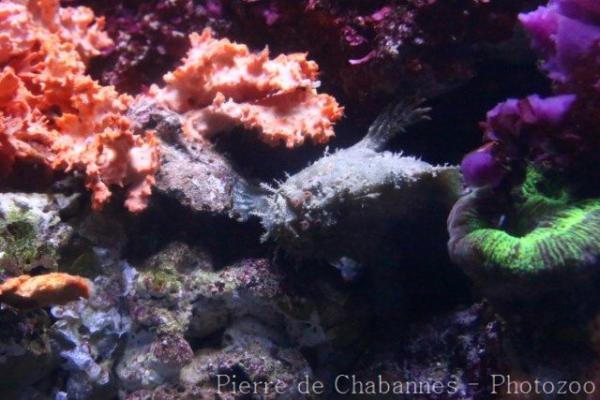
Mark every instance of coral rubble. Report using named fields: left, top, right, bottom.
left=180, top=318, right=313, bottom=399
left=0, top=308, right=55, bottom=398
left=352, top=303, right=506, bottom=400
left=113, top=242, right=326, bottom=398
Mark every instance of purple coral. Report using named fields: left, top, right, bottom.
left=461, top=145, right=505, bottom=188
left=461, top=0, right=600, bottom=188
left=519, top=0, right=600, bottom=91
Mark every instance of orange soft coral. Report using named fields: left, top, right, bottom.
left=0, top=0, right=159, bottom=212
left=150, top=28, right=343, bottom=148
left=0, top=272, right=91, bottom=309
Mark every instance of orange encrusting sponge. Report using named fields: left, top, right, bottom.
left=0, top=272, right=91, bottom=309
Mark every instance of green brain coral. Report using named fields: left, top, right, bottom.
left=448, top=167, right=600, bottom=276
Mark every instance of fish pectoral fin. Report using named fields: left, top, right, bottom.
left=358, top=97, right=431, bottom=151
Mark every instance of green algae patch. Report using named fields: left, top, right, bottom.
left=147, top=267, right=183, bottom=294
left=0, top=209, right=56, bottom=275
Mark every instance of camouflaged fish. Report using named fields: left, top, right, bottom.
left=233, top=101, right=461, bottom=266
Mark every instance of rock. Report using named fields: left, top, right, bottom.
left=116, top=332, right=193, bottom=392
left=180, top=318, right=313, bottom=400
left=126, top=242, right=287, bottom=338
left=0, top=193, right=77, bottom=276
left=126, top=242, right=213, bottom=335
left=156, top=141, right=240, bottom=214
left=51, top=262, right=132, bottom=399
left=129, top=98, right=241, bottom=215
left=0, top=309, right=56, bottom=398
left=350, top=303, right=507, bottom=399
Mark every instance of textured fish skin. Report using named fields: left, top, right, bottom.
left=233, top=101, right=461, bottom=263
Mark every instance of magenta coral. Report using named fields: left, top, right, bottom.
left=519, top=0, right=600, bottom=92
left=461, top=0, right=600, bottom=188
